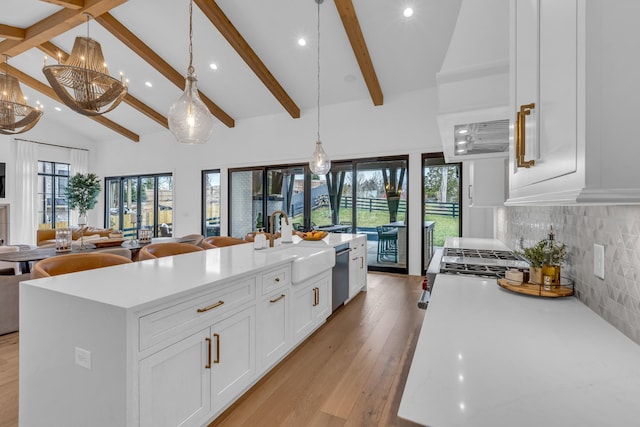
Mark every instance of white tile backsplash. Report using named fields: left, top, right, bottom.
left=495, top=205, right=640, bottom=345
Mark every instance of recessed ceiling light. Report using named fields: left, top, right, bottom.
left=209, top=63, right=218, bottom=70
left=298, top=38, right=307, bottom=47
left=145, top=81, right=153, bottom=88
left=54, top=107, right=61, bottom=112
left=403, top=7, right=414, bottom=18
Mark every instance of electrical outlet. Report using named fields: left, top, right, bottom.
left=75, top=347, right=92, bottom=369
left=594, top=244, right=605, bottom=280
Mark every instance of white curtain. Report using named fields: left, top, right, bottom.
left=15, top=141, right=37, bottom=246
left=69, top=149, right=89, bottom=226
left=70, top=149, right=88, bottom=175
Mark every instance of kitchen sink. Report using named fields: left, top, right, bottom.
left=265, top=245, right=335, bottom=283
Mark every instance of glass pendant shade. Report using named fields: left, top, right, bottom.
left=309, top=140, right=331, bottom=175
left=0, top=73, right=43, bottom=135
left=168, top=73, right=214, bottom=144
left=42, top=36, right=127, bottom=116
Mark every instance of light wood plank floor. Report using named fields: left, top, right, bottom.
left=0, top=273, right=424, bottom=427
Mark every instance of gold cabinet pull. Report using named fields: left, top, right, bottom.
left=205, top=337, right=212, bottom=369
left=360, top=257, right=364, bottom=269
left=213, top=333, right=220, bottom=364
left=516, top=103, right=536, bottom=168
left=312, top=287, right=319, bottom=306
left=196, top=300, right=224, bottom=313
left=274, top=277, right=280, bottom=283
left=269, top=294, right=286, bottom=303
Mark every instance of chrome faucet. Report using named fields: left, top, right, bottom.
left=269, top=210, right=290, bottom=248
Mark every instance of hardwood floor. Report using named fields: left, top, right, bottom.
left=0, top=332, right=18, bottom=427
left=0, top=273, right=424, bottom=427
left=209, top=273, right=425, bottom=427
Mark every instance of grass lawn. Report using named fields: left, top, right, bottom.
left=425, top=214, right=460, bottom=247
left=293, top=208, right=459, bottom=247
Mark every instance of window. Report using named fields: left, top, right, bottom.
left=228, top=155, right=409, bottom=274
left=202, top=170, right=221, bottom=237
left=422, top=153, right=462, bottom=272
left=37, top=161, right=70, bottom=229
left=105, top=173, right=173, bottom=238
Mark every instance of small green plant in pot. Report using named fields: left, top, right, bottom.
left=516, top=239, right=566, bottom=285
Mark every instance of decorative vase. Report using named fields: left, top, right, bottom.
left=77, top=213, right=88, bottom=249
left=529, top=267, right=543, bottom=285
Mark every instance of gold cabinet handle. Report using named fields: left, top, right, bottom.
left=205, top=337, right=212, bottom=369
left=213, top=333, right=220, bottom=364
left=274, top=277, right=280, bottom=283
left=360, top=257, right=364, bottom=269
left=516, top=103, right=536, bottom=168
left=312, top=287, right=319, bottom=306
left=196, top=300, right=224, bottom=313
left=269, top=294, right=286, bottom=303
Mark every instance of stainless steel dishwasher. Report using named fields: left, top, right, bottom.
left=332, top=243, right=351, bottom=312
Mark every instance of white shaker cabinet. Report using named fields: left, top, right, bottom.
left=292, top=271, right=331, bottom=344
left=209, top=306, right=256, bottom=415
left=139, top=328, right=211, bottom=427
left=259, top=288, right=290, bottom=370
left=508, top=0, right=640, bottom=204
left=139, top=306, right=256, bottom=427
left=348, top=236, right=367, bottom=299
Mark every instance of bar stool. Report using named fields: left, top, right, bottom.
left=32, top=253, right=133, bottom=278
left=376, top=226, right=398, bottom=263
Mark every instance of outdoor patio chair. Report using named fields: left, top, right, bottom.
left=376, top=225, right=398, bottom=263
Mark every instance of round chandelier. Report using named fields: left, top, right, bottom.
left=0, top=55, right=43, bottom=135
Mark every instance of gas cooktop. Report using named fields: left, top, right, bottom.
left=439, top=247, right=529, bottom=276
left=443, top=248, right=521, bottom=260
left=440, top=262, right=510, bottom=277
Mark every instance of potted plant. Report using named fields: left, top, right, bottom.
left=66, top=173, right=101, bottom=227
left=516, top=239, right=566, bottom=285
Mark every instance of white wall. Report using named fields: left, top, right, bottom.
left=1, top=122, right=94, bottom=245
left=92, top=88, right=443, bottom=275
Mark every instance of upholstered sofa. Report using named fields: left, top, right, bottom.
left=36, top=227, right=112, bottom=247
left=0, top=273, right=30, bottom=335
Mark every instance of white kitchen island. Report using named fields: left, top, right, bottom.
left=398, top=273, right=640, bottom=426
left=18, top=236, right=364, bottom=427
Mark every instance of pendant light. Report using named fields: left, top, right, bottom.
left=42, top=14, right=127, bottom=116
left=168, top=0, right=214, bottom=144
left=309, top=0, right=331, bottom=175
left=0, top=55, right=43, bottom=135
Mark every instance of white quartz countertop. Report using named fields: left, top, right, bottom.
left=20, top=235, right=360, bottom=310
left=398, top=274, right=640, bottom=426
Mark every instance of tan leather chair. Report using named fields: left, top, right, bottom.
left=201, top=241, right=218, bottom=250
left=180, top=234, right=204, bottom=247
left=138, top=242, right=204, bottom=260
left=203, top=236, right=248, bottom=248
left=32, top=253, right=133, bottom=279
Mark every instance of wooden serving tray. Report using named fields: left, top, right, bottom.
left=92, top=238, right=125, bottom=248
left=497, top=278, right=574, bottom=298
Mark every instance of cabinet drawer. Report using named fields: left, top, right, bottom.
left=139, top=277, right=256, bottom=351
left=261, top=265, right=291, bottom=295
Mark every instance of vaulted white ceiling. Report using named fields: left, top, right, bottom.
left=1, top=0, right=462, bottom=143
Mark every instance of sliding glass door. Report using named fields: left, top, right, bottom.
left=422, top=154, right=462, bottom=272
left=354, top=158, right=408, bottom=272
left=105, top=173, right=173, bottom=238
left=228, top=157, right=408, bottom=273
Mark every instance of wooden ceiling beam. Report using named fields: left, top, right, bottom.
left=40, top=0, right=85, bottom=10
left=0, top=24, right=25, bottom=41
left=6, top=64, right=139, bottom=142
left=0, top=0, right=127, bottom=58
left=333, top=0, right=383, bottom=106
left=95, top=13, right=235, bottom=128
left=194, top=0, right=301, bottom=119
left=38, top=41, right=169, bottom=129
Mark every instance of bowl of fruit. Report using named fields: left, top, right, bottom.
left=296, top=230, right=329, bottom=241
